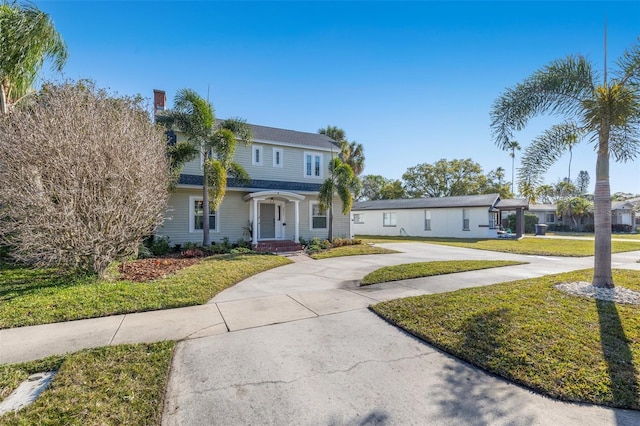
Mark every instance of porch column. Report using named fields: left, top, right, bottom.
left=294, top=200, right=300, bottom=243
left=252, top=198, right=258, bottom=245
left=515, top=207, right=524, bottom=238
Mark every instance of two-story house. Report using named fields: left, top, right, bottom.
left=152, top=90, right=351, bottom=250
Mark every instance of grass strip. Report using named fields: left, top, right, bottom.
left=358, top=235, right=640, bottom=256
left=310, top=245, right=398, bottom=259
left=372, top=269, right=640, bottom=409
left=0, top=254, right=290, bottom=329
left=360, top=260, right=526, bottom=285
left=0, top=342, right=173, bottom=425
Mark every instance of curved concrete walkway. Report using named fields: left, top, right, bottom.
left=2, top=243, right=640, bottom=424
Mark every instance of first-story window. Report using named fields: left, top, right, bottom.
left=424, top=210, right=431, bottom=230
left=545, top=213, right=556, bottom=223
left=191, top=197, right=216, bottom=232
left=311, top=202, right=327, bottom=229
left=353, top=213, right=364, bottom=224
left=462, top=209, right=470, bottom=231
left=383, top=212, right=397, bottom=227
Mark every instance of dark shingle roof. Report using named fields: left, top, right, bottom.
left=352, top=194, right=500, bottom=211
left=495, top=198, right=530, bottom=210
left=179, top=174, right=322, bottom=192
left=216, top=120, right=339, bottom=150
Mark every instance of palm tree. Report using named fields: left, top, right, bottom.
left=491, top=40, right=640, bottom=288
left=0, top=1, right=67, bottom=114
left=339, top=140, right=365, bottom=176
left=163, top=89, right=252, bottom=245
left=557, top=196, right=593, bottom=230
left=318, top=125, right=346, bottom=144
left=504, top=140, right=521, bottom=195
left=318, top=157, right=359, bottom=241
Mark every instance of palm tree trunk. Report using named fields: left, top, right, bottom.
left=511, top=151, right=515, bottom=194
left=592, top=136, right=613, bottom=288
left=202, top=162, right=211, bottom=246
left=328, top=204, right=334, bottom=242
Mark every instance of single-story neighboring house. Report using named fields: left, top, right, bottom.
left=529, top=200, right=637, bottom=232
left=352, top=194, right=529, bottom=239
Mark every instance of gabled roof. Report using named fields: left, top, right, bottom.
left=528, top=204, right=557, bottom=212
left=217, top=120, right=340, bottom=150
left=494, top=198, right=529, bottom=210
left=352, top=194, right=500, bottom=211
left=612, top=200, right=635, bottom=210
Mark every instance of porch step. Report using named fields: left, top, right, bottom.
left=253, top=240, right=303, bottom=253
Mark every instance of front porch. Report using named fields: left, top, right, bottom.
left=243, top=190, right=306, bottom=247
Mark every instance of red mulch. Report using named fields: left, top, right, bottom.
left=118, top=257, right=201, bottom=282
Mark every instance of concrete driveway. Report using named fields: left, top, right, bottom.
left=162, top=243, right=640, bottom=425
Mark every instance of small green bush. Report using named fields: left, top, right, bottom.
left=230, top=247, right=253, bottom=254
left=137, top=243, right=153, bottom=259
left=507, top=213, right=538, bottom=234
left=150, top=237, right=171, bottom=256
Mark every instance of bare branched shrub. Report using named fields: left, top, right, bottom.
left=0, top=81, right=169, bottom=277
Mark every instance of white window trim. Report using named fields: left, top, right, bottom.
left=424, top=210, right=431, bottom=231
left=189, top=196, right=219, bottom=233
left=309, top=201, right=327, bottom=230
left=252, top=145, right=263, bottom=166
left=353, top=213, right=364, bottom=224
left=383, top=212, right=397, bottom=227
left=462, top=209, right=470, bottom=231
left=303, top=151, right=323, bottom=179
left=273, top=148, right=283, bottom=168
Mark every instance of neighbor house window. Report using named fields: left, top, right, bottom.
left=190, top=197, right=217, bottom=232
left=310, top=202, right=327, bottom=229
left=353, top=213, right=364, bottom=224
left=545, top=213, right=556, bottom=223
left=424, top=210, right=431, bottom=231
left=252, top=145, right=263, bottom=166
left=304, top=152, right=322, bottom=178
left=462, top=209, right=470, bottom=231
left=273, top=148, right=283, bottom=167
left=383, top=212, right=397, bottom=227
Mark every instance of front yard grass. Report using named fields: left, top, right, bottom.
left=360, top=260, right=526, bottom=285
left=372, top=269, right=640, bottom=409
left=310, top=244, right=398, bottom=259
left=358, top=235, right=640, bottom=256
left=0, top=342, right=173, bottom=425
left=0, top=254, right=290, bottom=329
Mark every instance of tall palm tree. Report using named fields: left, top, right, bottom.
left=491, top=40, right=640, bottom=288
left=504, top=140, right=520, bottom=195
left=163, top=89, right=252, bottom=245
left=339, top=140, right=365, bottom=176
left=318, top=125, right=346, bottom=144
left=318, top=157, right=359, bottom=241
left=0, top=1, right=67, bottom=114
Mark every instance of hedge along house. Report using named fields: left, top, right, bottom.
left=152, top=90, right=351, bottom=251
left=352, top=194, right=529, bottom=239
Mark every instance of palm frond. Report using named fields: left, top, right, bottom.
left=204, top=159, right=226, bottom=211
left=211, top=128, right=236, bottom=166
left=491, top=56, right=594, bottom=149
left=616, top=37, right=640, bottom=86
left=228, top=162, right=250, bottom=185
left=517, top=122, right=583, bottom=186
left=219, top=117, right=253, bottom=146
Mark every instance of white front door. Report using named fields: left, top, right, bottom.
left=258, top=202, right=286, bottom=240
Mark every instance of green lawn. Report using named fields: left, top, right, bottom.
left=358, top=235, right=640, bottom=256
left=372, top=269, right=640, bottom=409
left=548, top=232, right=640, bottom=240
left=310, top=244, right=398, bottom=259
left=0, top=254, right=290, bottom=329
left=0, top=342, right=173, bottom=425
left=360, top=260, right=526, bottom=285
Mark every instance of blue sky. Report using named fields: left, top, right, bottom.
left=35, top=1, right=640, bottom=195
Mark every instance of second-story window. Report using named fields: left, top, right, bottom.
left=253, top=145, right=263, bottom=166
left=273, top=148, right=283, bottom=167
left=304, top=152, right=322, bottom=178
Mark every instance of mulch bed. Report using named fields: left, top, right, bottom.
left=118, top=258, right=201, bottom=282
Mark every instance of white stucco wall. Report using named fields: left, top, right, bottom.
left=352, top=207, right=497, bottom=239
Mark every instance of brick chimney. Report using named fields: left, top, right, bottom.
left=153, top=89, right=166, bottom=116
